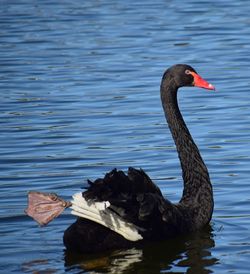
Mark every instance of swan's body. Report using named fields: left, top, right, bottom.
left=62, top=64, right=215, bottom=253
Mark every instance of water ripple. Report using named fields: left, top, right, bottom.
left=1, top=0, right=250, bottom=273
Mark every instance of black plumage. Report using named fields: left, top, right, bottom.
left=63, top=64, right=214, bottom=253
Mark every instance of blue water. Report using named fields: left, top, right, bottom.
left=1, top=0, right=250, bottom=273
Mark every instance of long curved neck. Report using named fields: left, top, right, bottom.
left=160, top=77, right=213, bottom=211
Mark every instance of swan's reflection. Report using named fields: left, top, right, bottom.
left=64, top=225, right=219, bottom=273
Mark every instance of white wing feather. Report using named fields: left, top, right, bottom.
left=70, top=192, right=143, bottom=241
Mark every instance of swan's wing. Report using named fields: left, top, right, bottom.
left=81, top=168, right=185, bottom=239
left=83, top=168, right=162, bottom=222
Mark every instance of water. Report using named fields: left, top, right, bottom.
left=1, top=0, right=250, bottom=273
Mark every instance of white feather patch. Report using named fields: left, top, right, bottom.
left=70, top=192, right=143, bottom=241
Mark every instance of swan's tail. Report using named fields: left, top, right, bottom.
left=25, top=191, right=143, bottom=241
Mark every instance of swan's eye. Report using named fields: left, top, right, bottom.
left=185, top=69, right=191, bottom=75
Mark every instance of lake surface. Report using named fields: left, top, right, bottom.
left=1, top=0, right=250, bottom=273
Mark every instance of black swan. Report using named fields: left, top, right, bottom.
left=25, top=64, right=215, bottom=253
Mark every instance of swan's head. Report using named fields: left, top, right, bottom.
left=165, top=64, right=215, bottom=90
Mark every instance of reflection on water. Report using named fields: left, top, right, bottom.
left=20, top=226, right=217, bottom=273
left=65, top=248, right=143, bottom=273
left=62, top=226, right=217, bottom=273
left=22, top=259, right=57, bottom=274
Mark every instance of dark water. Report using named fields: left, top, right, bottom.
left=1, top=0, right=250, bottom=273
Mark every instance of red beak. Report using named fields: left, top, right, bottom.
left=191, top=72, right=215, bottom=90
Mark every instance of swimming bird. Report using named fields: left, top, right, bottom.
left=25, top=64, right=215, bottom=253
